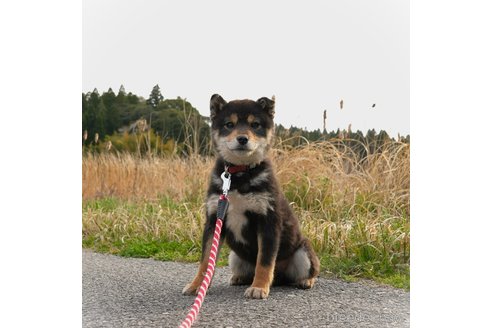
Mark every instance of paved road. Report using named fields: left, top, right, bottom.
left=83, top=250, right=409, bottom=327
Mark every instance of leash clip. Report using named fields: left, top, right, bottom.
left=220, top=171, right=231, bottom=196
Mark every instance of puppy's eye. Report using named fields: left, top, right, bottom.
left=224, top=122, right=234, bottom=129
left=251, top=122, right=261, bottom=129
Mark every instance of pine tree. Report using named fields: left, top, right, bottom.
left=147, top=84, right=164, bottom=108
left=102, top=88, right=116, bottom=109
left=118, top=85, right=126, bottom=96
left=116, top=85, right=127, bottom=104
left=84, top=89, right=107, bottom=142
left=89, top=88, right=100, bottom=106
left=102, top=88, right=120, bottom=134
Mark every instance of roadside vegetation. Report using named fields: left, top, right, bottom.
left=83, top=137, right=410, bottom=290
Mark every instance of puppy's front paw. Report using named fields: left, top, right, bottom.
left=182, top=283, right=199, bottom=295
left=244, top=286, right=269, bottom=299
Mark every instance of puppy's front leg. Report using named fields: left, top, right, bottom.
left=245, top=223, right=279, bottom=299
left=182, top=215, right=221, bottom=295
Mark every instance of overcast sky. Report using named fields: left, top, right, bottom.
left=83, top=0, right=409, bottom=137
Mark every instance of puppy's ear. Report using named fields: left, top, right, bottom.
left=257, top=96, right=275, bottom=118
left=210, top=94, right=227, bottom=119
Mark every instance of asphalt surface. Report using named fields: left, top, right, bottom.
left=83, top=250, right=409, bottom=328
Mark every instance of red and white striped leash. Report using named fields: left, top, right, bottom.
left=179, top=169, right=231, bottom=328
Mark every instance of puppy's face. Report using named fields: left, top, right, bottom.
left=210, top=94, right=275, bottom=165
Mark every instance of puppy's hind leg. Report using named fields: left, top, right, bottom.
left=285, top=239, right=320, bottom=289
left=228, top=251, right=255, bottom=286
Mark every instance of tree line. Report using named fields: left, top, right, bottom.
left=82, top=85, right=409, bottom=156
left=82, top=85, right=210, bottom=155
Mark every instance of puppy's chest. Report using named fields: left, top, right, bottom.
left=206, top=190, right=274, bottom=244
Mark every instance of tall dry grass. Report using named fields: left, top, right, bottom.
left=83, top=139, right=409, bottom=206
left=83, top=138, right=410, bottom=285
left=82, top=153, right=214, bottom=201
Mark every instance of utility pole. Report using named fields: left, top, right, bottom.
left=323, top=110, right=327, bottom=134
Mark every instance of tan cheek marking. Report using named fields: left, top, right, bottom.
left=246, top=130, right=258, bottom=142
left=223, top=114, right=239, bottom=142
left=246, top=115, right=260, bottom=142
left=226, top=129, right=240, bottom=142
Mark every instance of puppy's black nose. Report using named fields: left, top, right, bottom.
left=236, top=136, right=248, bottom=145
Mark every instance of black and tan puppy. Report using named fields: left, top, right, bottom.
left=182, top=94, right=320, bottom=299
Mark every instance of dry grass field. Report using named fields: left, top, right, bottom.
left=82, top=138, right=410, bottom=288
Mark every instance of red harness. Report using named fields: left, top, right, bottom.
left=226, top=164, right=249, bottom=174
